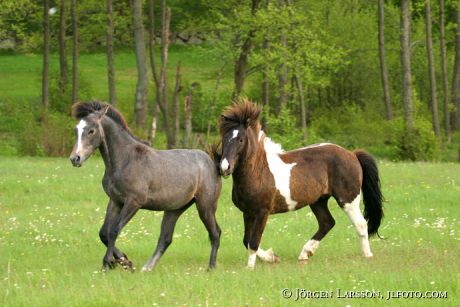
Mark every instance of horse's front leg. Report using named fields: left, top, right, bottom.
left=102, top=199, right=140, bottom=271
left=246, top=210, right=272, bottom=269
left=99, top=200, right=132, bottom=268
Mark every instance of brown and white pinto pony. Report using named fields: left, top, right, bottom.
left=218, top=100, right=383, bottom=269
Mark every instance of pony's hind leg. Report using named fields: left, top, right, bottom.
left=341, top=193, right=373, bottom=258
left=298, top=198, right=335, bottom=263
left=141, top=204, right=192, bottom=272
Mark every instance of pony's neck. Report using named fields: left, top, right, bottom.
left=99, top=116, right=138, bottom=172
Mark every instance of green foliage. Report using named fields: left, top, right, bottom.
left=267, top=108, right=305, bottom=150
left=397, top=118, right=440, bottom=161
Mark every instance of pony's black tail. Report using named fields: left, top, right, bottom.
left=354, top=150, right=384, bottom=236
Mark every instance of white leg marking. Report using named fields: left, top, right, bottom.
left=342, top=193, right=373, bottom=258
left=232, top=129, right=239, bottom=139
left=256, top=248, right=277, bottom=263
left=220, top=158, right=229, bottom=172
left=76, top=119, right=87, bottom=154
left=247, top=249, right=257, bottom=269
left=298, top=239, right=320, bottom=261
left=264, top=137, right=297, bottom=210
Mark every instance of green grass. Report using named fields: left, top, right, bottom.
left=1, top=157, right=459, bottom=306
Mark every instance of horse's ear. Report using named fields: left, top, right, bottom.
left=97, top=105, right=110, bottom=119
left=245, top=118, right=251, bottom=127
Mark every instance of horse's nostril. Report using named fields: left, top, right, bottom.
left=75, top=155, right=80, bottom=162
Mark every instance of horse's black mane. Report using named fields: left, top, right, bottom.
left=219, top=98, right=261, bottom=136
left=72, top=101, right=149, bottom=145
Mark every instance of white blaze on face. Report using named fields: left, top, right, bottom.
left=232, top=129, right=239, bottom=139
left=264, top=137, right=297, bottom=211
left=221, top=158, right=230, bottom=172
left=76, top=119, right=87, bottom=154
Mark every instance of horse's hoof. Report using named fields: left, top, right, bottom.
left=298, top=258, right=308, bottom=265
left=117, top=257, right=134, bottom=271
left=273, top=254, right=281, bottom=264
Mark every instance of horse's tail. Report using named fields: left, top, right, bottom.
left=206, top=142, right=222, bottom=175
left=354, top=150, right=384, bottom=236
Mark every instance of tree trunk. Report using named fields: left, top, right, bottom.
left=425, top=0, right=441, bottom=139
left=295, top=75, right=307, bottom=142
left=159, top=3, right=173, bottom=148
left=183, top=86, right=195, bottom=148
left=233, top=0, right=261, bottom=97
left=439, top=0, right=451, bottom=142
left=172, top=62, right=182, bottom=148
left=148, top=0, right=160, bottom=145
left=378, top=0, right=393, bottom=120
left=207, top=64, right=225, bottom=143
left=59, top=0, right=69, bottom=92
left=42, top=0, right=50, bottom=111
left=400, top=0, right=414, bottom=130
left=453, top=6, right=460, bottom=132
left=107, top=0, right=116, bottom=105
left=132, top=0, right=149, bottom=128
left=71, top=0, right=78, bottom=104
left=276, top=33, right=288, bottom=116
left=261, top=40, right=270, bottom=130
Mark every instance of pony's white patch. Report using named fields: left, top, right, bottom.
left=264, top=137, right=297, bottom=210
left=256, top=248, right=276, bottom=263
left=247, top=249, right=257, bottom=269
left=298, top=239, right=320, bottom=261
left=76, top=120, right=87, bottom=154
left=221, top=158, right=229, bottom=172
left=342, top=193, right=373, bottom=258
left=258, top=130, right=264, bottom=141
left=232, top=129, right=239, bottom=139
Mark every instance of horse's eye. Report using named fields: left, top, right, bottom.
left=239, top=138, right=243, bottom=143
left=88, top=129, right=95, bottom=135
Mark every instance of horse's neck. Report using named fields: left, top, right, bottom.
left=99, top=118, right=137, bottom=172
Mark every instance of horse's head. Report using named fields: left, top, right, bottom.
left=69, top=106, right=108, bottom=167
left=218, top=99, right=261, bottom=177
left=220, top=121, right=250, bottom=176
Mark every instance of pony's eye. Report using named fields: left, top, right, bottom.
left=239, top=138, right=243, bottom=143
left=88, top=129, right=95, bottom=135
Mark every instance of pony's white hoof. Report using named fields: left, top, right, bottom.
left=298, top=258, right=308, bottom=265
left=363, top=252, right=374, bottom=258
left=141, top=266, right=151, bottom=272
left=265, top=248, right=281, bottom=263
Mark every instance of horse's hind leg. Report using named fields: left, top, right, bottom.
left=141, top=204, right=192, bottom=272
left=99, top=200, right=132, bottom=269
left=196, top=200, right=221, bottom=270
left=341, top=193, right=373, bottom=258
left=298, top=197, right=335, bottom=263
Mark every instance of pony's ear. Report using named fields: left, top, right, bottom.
left=96, top=105, right=110, bottom=119
left=245, top=118, right=251, bottom=127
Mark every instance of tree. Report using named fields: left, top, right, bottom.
left=106, top=0, right=116, bottom=105
left=172, top=62, right=182, bottom=147
left=425, top=0, right=441, bottom=139
left=439, top=0, right=451, bottom=142
left=400, top=0, right=414, bottom=130
left=132, top=0, right=149, bottom=127
left=42, top=0, right=50, bottom=111
left=59, top=0, right=69, bottom=92
left=377, top=0, right=393, bottom=120
left=148, top=0, right=160, bottom=145
left=453, top=4, right=460, bottom=132
left=233, top=0, right=261, bottom=97
left=71, top=0, right=78, bottom=103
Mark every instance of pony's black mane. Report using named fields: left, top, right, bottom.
left=72, top=101, right=148, bottom=145
left=219, top=99, right=261, bottom=136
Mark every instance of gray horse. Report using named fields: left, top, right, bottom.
left=69, top=101, right=222, bottom=272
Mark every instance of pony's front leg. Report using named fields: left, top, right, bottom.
left=102, top=199, right=140, bottom=272
left=99, top=200, right=133, bottom=269
left=243, top=213, right=280, bottom=266
left=246, top=211, right=270, bottom=269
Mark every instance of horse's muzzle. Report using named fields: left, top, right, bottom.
left=70, top=155, right=82, bottom=167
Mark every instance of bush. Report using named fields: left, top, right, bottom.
left=396, top=118, right=440, bottom=161
left=267, top=108, right=305, bottom=150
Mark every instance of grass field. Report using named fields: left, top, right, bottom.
left=0, top=156, right=459, bottom=306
